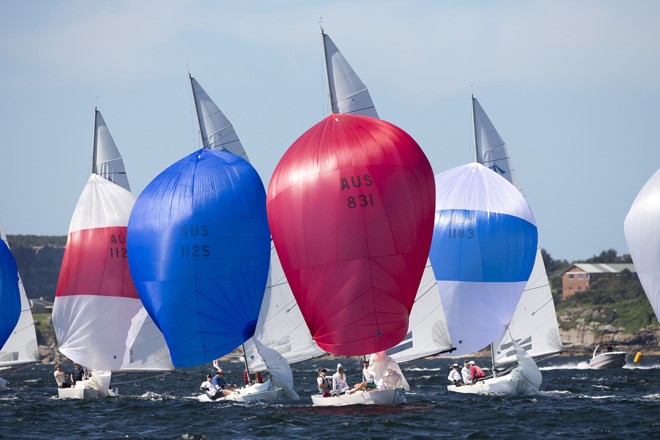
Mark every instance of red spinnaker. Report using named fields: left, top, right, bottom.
left=267, top=114, right=435, bottom=355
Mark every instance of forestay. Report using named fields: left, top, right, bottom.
left=624, top=168, right=660, bottom=319
left=429, top=163, right=538, bottom=356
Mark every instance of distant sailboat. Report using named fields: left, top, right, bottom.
left=52, top=109, right=173, bottom=399
left=624, top=169, right=660, bottom=321
left=187, top=75, right=299, bottom=401
left=0, top=224, right=39, bottom=390
left=430, top=163, right=542, bottom=395
left=472, top=97, right=563, bottom=367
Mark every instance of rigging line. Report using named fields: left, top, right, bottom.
left=110, top=371, right=174, bottom=386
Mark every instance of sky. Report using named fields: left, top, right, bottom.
left=1, top=0, right=659, bottom=262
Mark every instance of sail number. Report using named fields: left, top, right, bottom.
left=180, top=224, right=211, bottom=258
left=109, top=233, right=128, bottom=258
left=447, top=228, right=474, bottom=239
left=341, top=174, right=375, bottom=209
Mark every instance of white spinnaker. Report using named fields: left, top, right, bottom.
left=93, top=110, right=131, bottom=192
left=624, top=168, right=660, bottom=319
left=0, top=225, right=38, bottom=368
left=433, top=163, right=537, bottom=356
left=322, top=30, right=379, bottom=118
left=190, top=75, right=249, bottom=161
left=52, top=175, right=173, bottom=372
left=473, top=97, right=563, bottom=365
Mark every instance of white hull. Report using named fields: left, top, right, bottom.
left=311, top=388, right=406, bottom=407
left=57, top=387, right=100, bottom=400
left=589, top=351, right=627, bottom=369
left=447, top=373, right=539, bottom=396
left=198, top=379, right=280, bottom=402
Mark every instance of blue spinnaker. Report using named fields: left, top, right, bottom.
left=127, top=149, right=270, bottom=367
left=0, top=240, right=20, bottom=348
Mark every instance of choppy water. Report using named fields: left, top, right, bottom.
left=1, top=356, right=659, bottom=439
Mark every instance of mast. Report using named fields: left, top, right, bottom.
left=91, top=107, right=99, bottom=175
left=471, top=95, right=478, bottom=163
left=242, top=344, right=252, bottom=384
left=320, top=25, right=334, bottom=114
left=189, top=73, right=209, bottom=149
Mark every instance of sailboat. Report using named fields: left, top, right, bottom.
left=472, top=97, right=563, bottom=369
left=428, top=162, right=542, bottom=396
left=52, top=109, right=173, bottom=399
left=267, top=106, right=435, bottom=405
left=0, top=224, right=39, bottom=390
left=127, top=143, right=271, bottom=402
left=188, top=75, right=299, bottom=402
left=624, top=168, right=660, bottom=346
left=322, top=29, right=454, bottom=367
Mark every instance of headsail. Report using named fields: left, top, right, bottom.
left=624, top=168, right=660, bottom=319
left=92, top=109, right=130, bottom=192
left=0, top=225, right=39, bottom=368
left=473, top=97, right=563, bottom=365
left=321, top=29, right=378, bottom=118
left=267, top=114, right=435, bottom=355
left=430, top=163, right=538, bottom=356
left=189, top=75, right=249, bottom=161
left=127, top=149, right=270, bottom=368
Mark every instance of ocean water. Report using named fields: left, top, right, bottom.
left=1, top=356, right=659, bottom=439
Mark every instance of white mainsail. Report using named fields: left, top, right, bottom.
left=321, top=29, right=379, bottom=118
left=92, top=109, right=130, bottom=192
left=189, top=74, right=249, bottom=161
left=473, top=96, right=563, bottom=365
left=624, top=168, right=660, bottom=319
left=0, top=225, right=39, bottom=368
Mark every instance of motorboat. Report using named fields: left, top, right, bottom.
left=589, top=344, right=627, bottom=369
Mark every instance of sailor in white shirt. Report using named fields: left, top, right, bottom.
left=448, top=363, right=463, bottom=386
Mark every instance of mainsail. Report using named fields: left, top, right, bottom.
left=190, top=74, right=249, bottom=161
left=267, top=113, right=435, bottom=355
left=429, top=162, right=539, bottom=356
left=92, top=109, right=130, bottom=192
left=624, top=168, right=660, bottom=319
left=473, top=97, right=563, bottom=365
left=0, top=225, right=39, bottom=368
left=52, top=110, right=172, bottom=373
left=321, top=28, right=379, bottom=118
